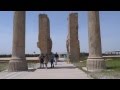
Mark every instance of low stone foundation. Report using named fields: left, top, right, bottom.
left=87, top=58, right=106, bottom=72
left=8, top=58, right=28, bottom=72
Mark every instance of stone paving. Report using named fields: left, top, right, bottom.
left=0, top=61, right=92, bottom=79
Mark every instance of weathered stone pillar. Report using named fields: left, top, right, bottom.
left=66, top=13, right=80, bottom=62
left=8, top=11, right=28, bottom=72
left=87, top=11, right=106, bottom=72
left=37, top=14, right=52, bottom=56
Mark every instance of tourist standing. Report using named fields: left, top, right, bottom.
left=54, top=52, right=59, bottom=65
left=50, top=53, right=55, bottom=68
left=39, top=53, right=45, bottom=68
left=44, top=54, right=49, bottom=69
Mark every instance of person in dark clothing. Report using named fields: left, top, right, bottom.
left=54, top=52, right=59, bottom=65
left=44, top=54, right=49, bottom=69
left=39, top=54, right=45, bottom=68
left=50, top=53, right=55, bottom=68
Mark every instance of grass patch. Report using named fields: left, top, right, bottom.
left=0, top=63, right=8, bottom=72
left=0, top=62, right=39, bottom=72
left=71, top=55, right=87, bottom=70
left=72, top=57, right=120, bottom=79
left=89, top=58, right=120, bottom=79
left=106, top=59, right=120, bottom=71
left=73, top=61, right=86, bottom=69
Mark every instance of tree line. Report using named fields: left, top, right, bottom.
left=0, top=53, right=108, bottom=58
left=0, top=54, right=40, bottom=57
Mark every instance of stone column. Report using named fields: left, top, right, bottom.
left=37, top=14, right=52, bottom=56
left=66, top=13, right=80, bottom=62
left=8, top=11, right=28, bottom=72
left=87, top=11, right=106, bottom=72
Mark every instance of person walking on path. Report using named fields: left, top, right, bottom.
left=50, top=53, right=55, bottom=68
left=44, top=54, right=49, bottom=69
left=54, top=52, right=59, bottom=65
left=39, top=53, right=45, bottom=69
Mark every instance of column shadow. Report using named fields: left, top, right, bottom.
left=37, top=66, right=77, bottom=69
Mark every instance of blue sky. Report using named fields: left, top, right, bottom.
left=0, top=11, right=120, bottom=54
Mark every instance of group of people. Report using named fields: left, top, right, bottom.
left=39, top=52, right=59, bottom=69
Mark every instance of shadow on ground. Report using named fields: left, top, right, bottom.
left=37, top=66, right=77, bottom=69
left=28, top=69, right=36, bottom=72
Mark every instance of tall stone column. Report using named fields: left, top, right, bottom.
left=66, top=13, right=80, bottom=62
left=87, top=11, right=106, bottom=72
left=8, top=11, right=28, bottom=72
left=37, top=14, right=52, bottom=56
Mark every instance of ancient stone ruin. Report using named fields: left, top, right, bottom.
left=8, top=11, right=28, bottom=71
left=37, top=14, right=52, bottom=56
left=7, top=11, right=105, bottom=72
left=86, top=11, right=106, bottom=72
left=66, top=13, right=80, bottom=62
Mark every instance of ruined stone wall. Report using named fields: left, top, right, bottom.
left=66, top=13, right=80, bottom=62
left=37, top=14, right=52, bottom=55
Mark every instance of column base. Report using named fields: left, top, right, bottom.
left=8, top=57, right=28, bottom=72
left=87, top=57, right=106, bottom=72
